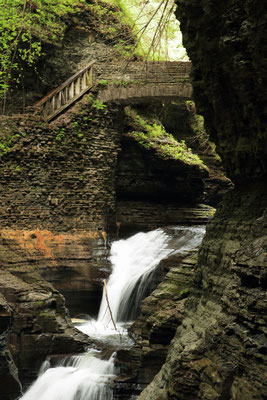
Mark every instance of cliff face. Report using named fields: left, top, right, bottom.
left=0, top=99, right=123, bottom=396
left=0, top=266, right=91, bottom=399
left=0, top=100, right=124, bottom=232
left=176, top=0, right=267, bottom=183
left=138, top=1, right=267, bottom=399
left=1, top=1, right=256, bottom=397
left=0, top=91, right=214, bottom=397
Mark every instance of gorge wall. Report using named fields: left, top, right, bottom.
left=138, top=0, right=267, bottom=399
left=0, top=99, right=125, bottom=396
left=1, top=0, right=257, bottom=398
left=0, top=89, right=214, bottom=397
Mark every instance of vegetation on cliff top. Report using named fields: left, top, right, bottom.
left=0, top=0, right=87, bottom=105
left=0, top=0, right=188, bottom=109
left=125, top=107, right=208, bottom=170
left=0, top=0, right=141, bottom=108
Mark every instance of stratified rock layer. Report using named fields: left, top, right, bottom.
left=0, top=93, right=214, bottom=399
left=114, top=251, right=199, bottom=400
left=139, top=0, right=267, bottom=398
left=0, top=229, right=110, bottom=317
left=130, top=252, right=198, bottom=381
left=0, top=100, right=124, bottom=232
left=176, top=0, right=267, bottom=183
left=139, top=185, right=267, bottom=399
left=0, top=267, right=91, bottom=397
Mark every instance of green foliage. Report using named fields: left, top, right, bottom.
left=98, top=80, right=108, bottom=87
left=112, top=79, right=132, bottom=87
left=0, top=131, right=21, bottom=157
left=54, top=127, right=66, bottom=144
left=114, top=0, right=188, bottom=61
left=92, top=99, right=107, bottom=110
left=179, top=288, right=190, bottom=297
left=86, top=0, right=136, bottom=59
left=0, top=0, right=85, bottom=101
left=126, top=107, right=208, bottom=170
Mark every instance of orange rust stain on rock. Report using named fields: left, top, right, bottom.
left=1, top=229, right=104, bottom=263
left=34, top=229, right=54, bottom=260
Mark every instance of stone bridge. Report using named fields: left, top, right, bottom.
left=96, top=61, right=192, bottom=104
left=35, top=61, right=192, bottom=121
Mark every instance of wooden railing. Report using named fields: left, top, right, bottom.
left=34, top=60, right=96, bottom=122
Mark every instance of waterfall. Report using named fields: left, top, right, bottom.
left=98, top=229, right=171, bottom=324
left=97, top=226, right=205, bottom=325
left=19, top=350, right=116, bottom=400
left=19, top=226, right=205, bottom=400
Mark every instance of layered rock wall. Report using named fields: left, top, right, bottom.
left=139, top=186, right=267, bottom=399
left=0, top=100, right=123, bottom=232
left=175, top=0, right=267, bottom=183
left=0, top=99, right=124, bottom=394
left=138, top=1, right=267, bottom=399
left=0, top=267, right=91, bottom=397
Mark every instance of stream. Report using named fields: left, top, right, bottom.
left=19, top=226, right=205, bottom=400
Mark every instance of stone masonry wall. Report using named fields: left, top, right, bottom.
left=95, top=61, right=192, bottom=83
left=96, top=61, right=193, bottom=103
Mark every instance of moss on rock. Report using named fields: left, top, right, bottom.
left=125, top=107, right=208, bottom=170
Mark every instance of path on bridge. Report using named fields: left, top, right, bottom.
left=34, top=61, right=192, bottom=122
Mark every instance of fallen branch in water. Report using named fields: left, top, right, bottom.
left=103, top=279, right=118, bottom=333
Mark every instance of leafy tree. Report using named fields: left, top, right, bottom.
left=0, top=0, right=85, bottom=108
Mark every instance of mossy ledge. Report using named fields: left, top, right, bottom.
left=125, top=107, right=208, bottom=171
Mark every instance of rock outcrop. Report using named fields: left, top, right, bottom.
left=130, top=252, right=198, bottom=382
left=0, top=294, right=22, bottom=400
left=113, top=251, right=199, bottom=399
left=0, top=228, right=110, bottom=317
left=117, top=136, right=206, bottom=203
left=138, top=1, right=267, bottom=399
left=0, top=267, right=91, bottom=397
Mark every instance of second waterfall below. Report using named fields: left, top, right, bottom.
left=20, top=226, right=205, bottom=400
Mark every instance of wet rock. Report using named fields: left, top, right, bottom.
left=138, top=186, right=267, bottom=399
left=0, top=295, right=22, bottom=400
left=0, top=269, right=91, bottom=390
left=114, top=252, right=198, bottom=397
left=137, top=0, right=267, bottom=397
left=117, top=136, right=206, bottom=203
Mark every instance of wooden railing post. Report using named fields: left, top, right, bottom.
left=34, top=60, right=96, bottom=122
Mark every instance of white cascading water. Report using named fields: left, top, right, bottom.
left=19, top=226, right=205, bottom=400
left=98, top=229, right=172, bottom=324
left=20, top=349, right=116, bottom=400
